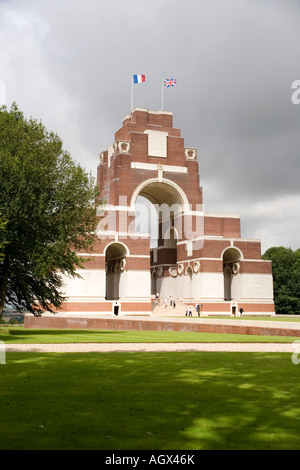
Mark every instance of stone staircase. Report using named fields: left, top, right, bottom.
left=152, top=299, right=197, bottom=317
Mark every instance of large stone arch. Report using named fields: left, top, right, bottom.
left=130, top=177, right=189, bottom=209
left=133, top=178, right=188, bottom=242
left=132, top=179, right=190, bottom=300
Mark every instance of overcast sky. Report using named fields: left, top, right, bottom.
left=0, top=0, right=300, bottom=253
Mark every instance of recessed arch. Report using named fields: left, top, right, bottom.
left=130, top=177, right=190, bottom=209
left=221, top=246, right=243, bottom=262
left=104, top=241, right=129, bottom=259
left=222, top=247, right=242, bottom=301
left=132, top=178, right=188, bottom=300
left=105, top=242, right=128, bottom=301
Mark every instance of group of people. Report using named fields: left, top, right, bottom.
left=185, top=303, right=202, bottom=317
left=156, top=293, right=202, bottom=316
left=162, top=295, right=176, bottom=309
left=156, top=293, right=245, bottom=317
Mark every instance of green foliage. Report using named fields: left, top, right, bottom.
left=0, top=212, right=8, bottom=262
left=0, top=103, right=100, bottom=315
left=262, top=246, right=300, bottom=315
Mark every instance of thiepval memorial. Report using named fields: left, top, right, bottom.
left=26, top=107, right=275, bottom=326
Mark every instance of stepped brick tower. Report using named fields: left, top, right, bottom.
left=26, top=108, right=275, bottom=324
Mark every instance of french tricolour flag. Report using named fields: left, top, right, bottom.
left=133, top=74, right=146, bottom=84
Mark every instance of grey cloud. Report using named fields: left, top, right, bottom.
left=0, top=0, right=300, bottom=250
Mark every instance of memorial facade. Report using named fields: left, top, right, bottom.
left=28, top=108, right=275, bottom=321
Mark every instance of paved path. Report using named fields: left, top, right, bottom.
left=7, top=315, right=300, bottom=353
left=5, top=342, right=299, bottom=353
left=140, top=315, right=300, bottom=330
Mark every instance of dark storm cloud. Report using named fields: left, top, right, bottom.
left=0, top=0, right=299, bottom=251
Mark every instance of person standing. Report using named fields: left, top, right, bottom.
left=198, top=304, right=202, bottom=317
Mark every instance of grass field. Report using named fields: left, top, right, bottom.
left=1, top=326, right=300, bottom=450
left=0, top=327, right=299, bottom=344
left=1, top=351, right=300, bottom=450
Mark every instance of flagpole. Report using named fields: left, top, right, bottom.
left=161, top=80, right=164, bottom=111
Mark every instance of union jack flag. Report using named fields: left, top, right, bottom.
left=163, top=78, right=177, bottom=88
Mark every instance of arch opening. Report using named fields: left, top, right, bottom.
left=131, top=178, right=188, bottom=208
left=134, top=180, right=187, bottom=298
left=105, top=243, right=127, bottom=301
left=223, top=247, right=242, bottom=301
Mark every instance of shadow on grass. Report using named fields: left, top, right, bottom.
left=0, top=328, right=126, bottom=344
left=1, top=352, right=300, bottom=450
left=7, top=329, right=121, bottom=336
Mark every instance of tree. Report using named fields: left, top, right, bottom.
left=0, top=104, right=99, bottom=317
left=0, top=212, right=8, bottom=262
left=262, top=246, right=300, bottom=315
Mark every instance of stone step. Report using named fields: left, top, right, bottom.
left=152, top=300, right=199, bottom=317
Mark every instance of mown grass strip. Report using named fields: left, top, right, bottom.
left=0, top=326, right=298, bottom=344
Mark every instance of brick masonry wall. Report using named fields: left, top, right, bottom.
left=204, top=216, right=241, bottom=238
left=24, top=315, right=299, bottom=337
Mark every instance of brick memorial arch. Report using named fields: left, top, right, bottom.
left=25, top=108, right=275, bottom=325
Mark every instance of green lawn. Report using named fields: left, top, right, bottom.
left=0, top=326, right=299, bottom=343
left=1, top=352, right=300, bottom=450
